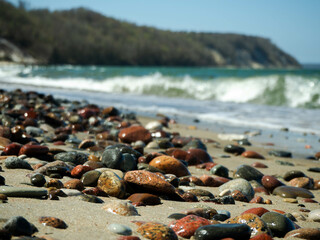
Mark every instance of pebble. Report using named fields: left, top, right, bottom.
left=3, top=142, right=22, bottom=155
left=283, top=198, right=298, bottom=203
left=61, top=189, right=83, bottom=196
left=137, top=222, right=178, bottom=240
left=3, top=216, right=38, bottom=236
left=118, top=125, right=152, bottom=144
left=283, top=170, right=306, bottom=181
left=268, top=150, right=292, bottom=158
left=289, top=177, right=313, bottom=189
left=231, top=190, right=249, bottom=202
left=108, top=223, right=132, bottom=236
left=185, top=148, right=213, bottom=165
left=183, top=139, right=207, bottom=151
left=38, top=216, right=67, bottom=229
left=149, top=155, right=190, bottom=177
left=250, top=233, right=273, bottom=240
left=210, top=164, right=229, bottom=178
left=308, top=167, right=320, bottom=172
left=35, top=160, right=68, bottom=175
left=102, top=200, right=139, bottom=216
left=45, top=179, right=64, bottom=189
left=0, top=186, right=47, bottom=198
left=4, top=156, right=32, bottom=170
left=18, top=145, right=49, bottom=157
left=308, top=209, right=320, bottom=222
left=128, top=193, right=161, bottom=206
left=117, top=236, right=141, bottom=240
left=71, top=165, right=92, bottom=178
left=97, top=171, right=126, bottom=198
left=273, top=186, right=314, bottom=199
left=183, top=208, right=218, bottom=219
left=275, top=160, right=294, bottom=166
left=227, top=213, right=272, bottom=237
left=223, top=144, right=245, bottom=155
left=251, top=162, right=268, bottom=168
left=125, top=170, right=176, bottom=196
left=0, top=175, right=5, bottom=185
left=64, top=179, right=85, bottom=191
left=81, top=170, right=101, bottom=186
left=233, top=164, right=264, bottom=182
left=145, top=121, right=163, bottom=131
left=194, top=223, right=251, bottom=240
left=199, top=175, right=225, bottom=187
left=241, top=150, right=265, bottom=159
left=25, top=126, right=43, bottom=137
left=284, top=228, right=320, bottom=239
left=219, top=178, right=255, bottom=201
left=261, top=211, right=296, bottom=237
left=242, top=207, right=269, bottom=217
left=54, top=151, right=88, bottom=165
left=101, top=148, right=124, bottom=170
left=30, top=173, right=46, bottom=187
left=261, top=175, right=283, bottom=192
left=169, top=215, right=211, bottom=238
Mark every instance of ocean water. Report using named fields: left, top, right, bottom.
left=1, top=64, right=320, bottom=158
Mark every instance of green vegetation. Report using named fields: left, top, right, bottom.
left=0, top=0, right=300, bottom=67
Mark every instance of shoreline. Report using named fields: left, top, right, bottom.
left=1, top=89, right=320, bottom=240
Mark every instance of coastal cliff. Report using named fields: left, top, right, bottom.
left=0, top=0, right=300, bottom=68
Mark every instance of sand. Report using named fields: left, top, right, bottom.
left=1, top=115, right=320, bottom=240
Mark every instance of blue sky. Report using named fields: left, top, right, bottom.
left=8, top=0, right=320, bottom=63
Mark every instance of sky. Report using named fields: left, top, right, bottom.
left=8, top=0, right=320, bottom=64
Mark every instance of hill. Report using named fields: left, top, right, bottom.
left=0, top=0, right=300, bottom=68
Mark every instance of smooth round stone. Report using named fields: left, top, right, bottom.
left=64, top=179, right=85, bottom=191
left=4, top=157, right=32, bottom=170
left=275, top=160, right=294, bottom=166
left=223, top=144, right=245, bottom=155
left=283, top=198, right=298, bottom=203
left=169, top=215, right=211, bottom=238
left=121, top=153, right=137, bottom=172
left=102, top=201, right=138, bottom=216
left=250, top=233, right=273, bottom=240
left=0, top=175, right=5, bottom=185
left=3, top=216, right=38, bottom=236
left=219, top=178, right=255, bottom=201
left=38, top=216, right=67, bottom=229
left=71, top=165, right=92, bottom=178
left=25, top=126, right=43, bottom=137
left=217, top=210, right=231, bottom=218
left=118, top=125, right=152, bottom=144
left=212, top=214, right=229, bottom=221
left=3, top=143, right=22, bottom=155
left=284, top=228, right=320, bottom=239
left=46, top=166, right=70, bottom=177
left=289, top=177, right=313, bottom=189
left=146, top=141, right=160, bottom=149
left=106, top=144, right=142, bottom=160
left=128, top=193, right=161, bottom=206
left=283, top=170, right=306, bottom=181
left=18, top=145, right=49, bottom=157
left=54, top=151, right=88, bottom=165
left=183, top=139, right=207, bottom=151
left=97, top=171, right=126, bottom=198
left=241, top=151, right=265, bottom=159
left=227, top=213, right=272, bottom=238
left=194, top=223, right=251, bottom=240
left=185, top=189, right=214, bottom=200
left=234, top=164, right=264, bottom=182
left=79, top=194, right=104, bottom=203
left=124, top=170, right=176, bottom=195
left=210, top=164, right=229, bottom=178
left=308, top=167, right=320, bottom=172
left=261, top=212, right=296, bottom=237
left=101, top=148, right=124, bottom=170
left=231, top=190, right=249, bottom=202
left=30, top=173, right=46, bottom=187
left=81, top=170, right=101, bottom=186
left=137, top=222, right=178, bottom=240
left=185, top=148, right=213, bottom=165
left=108, top=223, right=132, bottom=236
left=251, top=162, right=268, bottom=168
left=0, top=186, right=47, bottom=198
left=268, top=150, right=292, bottom=158
left=261, top=175, right=283, bottom=192
left=242, top=207, right=269, bottom=217
left=273, top=186, right=314, bottom=199
left=149, top=155, right=190, bottom=177
left=61, top=189, right=83, bottom=196
left=308, top=209, right=320, bottom=222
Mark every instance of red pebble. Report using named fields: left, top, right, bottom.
left=254, top=187, right=269, bottom=195
left=302, top=198, right=318, bottom=203
left=53, top=141, right=65, bottom=146
left=117, top=236, right=141, bottom=240
left=170, top=215, right=211, bottom=238
left=272, top=209, right=286, bottom=214
left=185, top=148, right=213, bottom=165
left=71, top=165, right=92, bottom=178
left=200, top=175, right=224, bottom=187
left=241, top=151, right=265, bottom=159
left=249, top=196, right=264, bottom=204
left=242, top=207, right=269, bottom=217
left=261, top=175, right=283, bottom=193
left=249, top=233, right=273, bottom=240
left=18, top=144, right=49, bottom=157
left=3, top=143, right=22, bottom=155
left=251, top=162, right=268, bottom=168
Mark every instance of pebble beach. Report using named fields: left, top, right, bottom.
left=1, top=89, right=320, bottom=240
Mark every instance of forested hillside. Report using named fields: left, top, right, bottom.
left=0, top=0, right=300, bottom=68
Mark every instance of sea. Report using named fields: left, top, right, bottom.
left=0, top=64, right=320, bottom=159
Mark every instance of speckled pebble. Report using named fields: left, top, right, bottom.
left=102, top=201, right=139, bottom=216
left=137, top=222, right=178, bottom=240
left=39, top=216, right=67, bottom=229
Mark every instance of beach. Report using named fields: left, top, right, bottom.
left=1, top=89, right=320, bottom=240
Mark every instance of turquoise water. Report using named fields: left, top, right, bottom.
left=1, top=64, right=320, bottom=157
